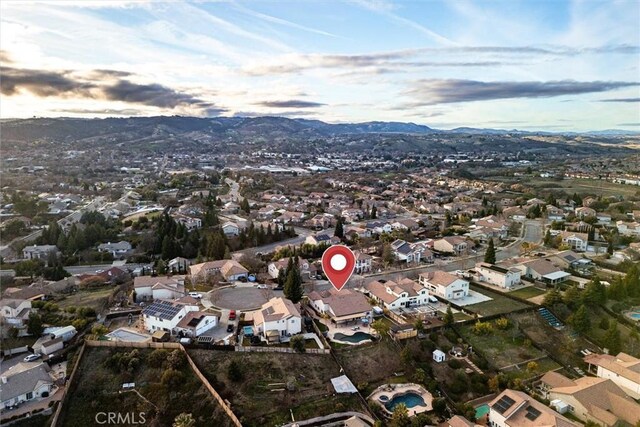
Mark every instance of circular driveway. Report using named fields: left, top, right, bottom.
left=208, top=286, right=278, bottom=310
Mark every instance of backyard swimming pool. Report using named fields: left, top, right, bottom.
left=475, top=404, right=490, bottom=419
left=624, top=308, right=640, bottom=321
left=333, top=332, right=374, bottom=343
left=384, top=392, right=426, bottom=411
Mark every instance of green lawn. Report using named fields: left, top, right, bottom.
left=467, top=285, right=531, bottom=316
left=508, top=287, right=546, bottom=300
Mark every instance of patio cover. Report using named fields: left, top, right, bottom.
left=331, top=375, right=358, bottom=393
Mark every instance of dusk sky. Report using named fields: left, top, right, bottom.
left=1, top=0, right=639, bottom=131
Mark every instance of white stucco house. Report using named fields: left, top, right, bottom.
left=362, top=278, right=429, bottom=310
left=141, top=299, right=199, bottom=335
left=0, top=362, right=55, bottom=410
left=474, top=263, right=521, bottom=289
left=133, top=275, right=186, bottom=302
left=419, top=271, right=469, bottom=300
left=585, top=352, right=640, bottom=399
left=253, top=297, right=301, bottom=343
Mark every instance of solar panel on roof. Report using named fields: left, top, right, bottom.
left=492, top=395, right=516, bottom=414
left=525, top=406, right=541, bottom=421
left=565, top=255, right=576, bottom=261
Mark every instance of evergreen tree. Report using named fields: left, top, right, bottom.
left=277, top=267, right=286, bottom=288
left=444, top=305, right=454, bottom=326
left=371, top=205, right=377, bottom=219
left=240, top=198, right=250, bottom=214
left=543, top=230, right=552, bottom=246
left=571, top=305, right=591, bottom=333
left=283, top=258, right=304, bottom=303
left=563, top=284, right=581, bottom=309
left=484, top=239, right=496, bottom=264
left=334, top=217, right=344, bottom=239
left=582, top=277, right=607, bottom=306
left=603, top=321, right=622, bottom=355
left=543, top=287, right=563, bottom=306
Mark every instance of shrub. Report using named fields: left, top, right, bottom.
left=447, top=359, right=462, bottom=369
left=228, top=360, right=243, bottom=382
left=148, top=349, right=169, bottom=368
left=472, top=321, right=493, bottom=335
left=494, top=317, right=511, bottom=330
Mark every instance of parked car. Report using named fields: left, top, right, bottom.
left=188, top=292, right=202, bottom=299
left=256, top=284, right=268, bottom=289
left=226, top=324, right=234, bottom=333
left=23, top=354, right=40, bottom=362
left=229, top=310, right=236, bottom=321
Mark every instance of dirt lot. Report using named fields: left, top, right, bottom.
left=58, top=347, right=232, bottom=427
left=56, top=286, right=115, bottom=311
left=189, top=349, right=366, bottom=427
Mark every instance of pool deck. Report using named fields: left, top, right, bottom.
left=368, top=383, right=433, bottom=416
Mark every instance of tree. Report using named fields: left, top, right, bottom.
left=370, top=205, right=377, bottom=219
left=173, top=413, right=195, bottom=427
left=389, top=403, right=410, bottom=427
left=284, top=258, right=304, bottom=303
left=443, top=305, right=454, bottom=326
left=603, top=321, right=622, bottom=355
left=290, top=335, right=306, bottom=353
left=371, top=319, right=390, bottom=339
left=543, top=230, right=552, bottom=246
left=543, top=287, right=563, bottom=306
left=382, top=243, right=394, bottom=266
left=240, top=198, right=250, bottom=214
left=334, top=217, right=344, bottom=239
left=571, top=305, right=591, bottom=334
left=582, top=277, right=606, bottom=306
left=563, top=284, right=581, bottom=309
left=27, top=313, right=43, bottom=336
left=484, top=239, right=496, bottom=264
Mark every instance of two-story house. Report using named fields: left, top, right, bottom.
left=419, top=271, right=469, bottom=300
left=433, top=236, right=468, bottom=256
left=253, top=297, right=301, bottom=343
left=362, top=278, right=428, bottom=310
left=474, top=263, right=521, bottom=289
left=141, top=299, right=200, bottom=335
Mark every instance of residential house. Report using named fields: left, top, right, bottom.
left=276, top=211, right=305, bottom=224
left=354, top=251, right=373, bottom=274
left=341, top=208, right=364, bottom=222
left=474, top=263, right=521, bottom=289
left=558, top=231, right=588, bottom=252
left=548, top=250, right=592, bottom=270
left=305, top=233, right=339, bottom=246
left=133, top=276, right=186, bottom=302
left=189, top=260, right=249, bottom=282
left=268, top=257, right=317, bottom=280
left=362, top=278, right=429, bottom=310
left=487, top=389, right=578, bottom=427
left=22, top=245, right=59, bottom=261
left=305, top=214, right=333, bottom=229
left=433, top=236, right=469, bottom=255
left=167, top=257, right=192, bottom=273
left=253, top=297, right=302, bottom=342
left=391, top=239, right=422, bottom=263
left=308, top=289, right=371, bottom=325
left=172, top=213, right=202, bottom=231
left=546, top=205, right=566, bottom=221
left=0, top=362, right=55, bottom=410
left=517, top=259, right=570, bottom=285
left=584, top=352, right=640, bottom=399
left=97, top=241, right=132, bottom=257
left=344, top=225, right=372, bottom=239
left=419, top=271, right=469, bottom=300
left=444, top=415, right=477, bottom=427
left=141, top=299, right=200, bottom=335
left=596, top=213, right=612, bottom=225
left=174, top=311, right=218, bottom=338
left=221, top=221, right=240, bottom=236
left=471, top=215, right=510, bottom=240
left=391, top=218, right=420, bottom=231
left=543, top=373, right=640, bottom=427
left=617, top=220, right=640, bottom=236
left=365, top=221, right=392, bottom=234
left=0, top=299, right=32, bottom=326
left=575, top=206, right=596, bottom=219
left=502, top=206, right=527, bottom=222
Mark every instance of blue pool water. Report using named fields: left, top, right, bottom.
left=333, top=332, right=373, bottom=343
left=629, top=313, right=640, bottom=319
left=384, top=393, right=426, bottom=411
left=475, top=404, right=490, bottom=419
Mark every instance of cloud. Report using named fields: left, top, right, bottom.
left=0, top=66, right=225, bottom=115
left=232, top=110, right=318, bottom=118
left=0, top=50, right=13, bottom=63
left=599, top=97, right=640, bottom=102
left=618, top=123, right=640, bottom=126
left=0, top=66, right=95, bottom=97
left=255, top=100, right=325, bottom=108
left=404, top=79, right=640, bottom=105
left=51, top=108, right=144, bottom=115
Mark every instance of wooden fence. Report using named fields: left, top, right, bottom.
left=51, top=340, right=242, bottom=427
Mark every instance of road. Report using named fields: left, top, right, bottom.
left=64, top=262, right=152, bottom=276
left=225, top=178, right=241, bottom=202
left=232, top=227, right=333, bottom=258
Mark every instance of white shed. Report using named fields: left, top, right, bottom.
left=433, top=349, right=446, bottom=363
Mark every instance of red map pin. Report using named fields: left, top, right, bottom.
left=321, top=245, right=356, bottom=291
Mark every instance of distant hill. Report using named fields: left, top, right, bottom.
left=1, top=116, right=637, bottom=155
